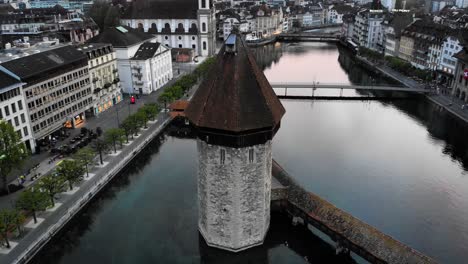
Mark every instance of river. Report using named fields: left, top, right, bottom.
left=31, top=42, right=468, bottom=264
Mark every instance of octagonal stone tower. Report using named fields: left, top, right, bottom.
left=185, top=34, right=285, bottom=252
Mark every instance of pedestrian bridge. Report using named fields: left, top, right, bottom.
left=270, top=82, right=430, bottom=99
left=270, top=82, right=428, bottom=93
left=277, top=33, right=340, bottom=42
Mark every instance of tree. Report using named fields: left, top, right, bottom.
left=94, top=139, right=108, bottom=165
left=104, top=128, right=125, bottom=153
left=0, top=120, right=29, bottom=194
left=11, top=210, right=24, bottom=236
left=56, top=160, right=85, bottom=191
left=0, top=209, right=21, bottom=248
left=134, top=110, right=148, bottom=129
left=142, top=103, right=159, bottom=121
left=16, top=188, right=50, bottom=224
left=74, top=147, right=95, bottom=178
left=158, top=92, right=173, bottom=110
left=121, top=116, right=138, bottom=139
left=37, top=175, right=66, bottom=207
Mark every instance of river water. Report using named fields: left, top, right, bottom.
left=31, top=42, right=468, bottom=264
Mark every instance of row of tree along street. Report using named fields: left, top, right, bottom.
left=0, top=56, right=218, bottom=250
left=0, top=102, right=159, bottom=249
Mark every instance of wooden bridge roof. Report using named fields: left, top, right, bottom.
left=185, top=34, right=285, bottom=133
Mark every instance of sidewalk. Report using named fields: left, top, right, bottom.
left=358, top=56, right=468, bottom=123
left=0, top=62, right=198, bottom=208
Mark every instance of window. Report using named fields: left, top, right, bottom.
left=11, top=103, right=16, bottom=113
left=14, top=116, right=19, bottom=126
left=192, top=36, right=196, bottom=40
left=202, top=23, right=206, bottom=32
left=178, top=36, right=182, bottom=40
left=203, top=41, right=207, bottom=50
left=192, top=44, right=196, bottom=49
left=20, top=113, right=25, bottom=123
left=201, top=0, right=206, bottom=8
left=178, top=44, right=182, bottom=48
left=23, top=126, right=28, bottom=136
left=17, top=100, right=22, bottom=110
left=4, top=106, right=9, bottom=116
left=249, top=149, right=254, bottom=163
left=220, top=149, right=225, bottom=165
left=16, top=130, right=21, bottom=138
left=165, top=35, right=169, bottom=40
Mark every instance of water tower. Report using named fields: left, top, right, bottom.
left=185, top=34, right=285, bottom=252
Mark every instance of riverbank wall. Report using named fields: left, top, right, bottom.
left=271, top=159, right=437, bottom=264
left=12, top=116, right=173, bottom=264
left=349, top=53, right=468, bottom=123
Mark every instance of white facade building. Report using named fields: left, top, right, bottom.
left=1, top=45, right=93, bottom=146
left=0, top=70, right=35, bottom=152
left=120, top=0, right=216, bottom=57
left=78, top=44, right=123, bottom=116
left=124, top=43, right=173, bottom=95
left=352, top=9, right=384, bottom=52
left=440, top=36, right=464, bottom=75
left=87, top=26, right=173, bottom=95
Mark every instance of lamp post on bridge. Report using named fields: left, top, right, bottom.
left=312, top=81, right=319, bottom=97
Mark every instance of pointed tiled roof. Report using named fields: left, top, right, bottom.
left=185, top=34, right=285, bottom=133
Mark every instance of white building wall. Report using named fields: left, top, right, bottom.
left=440, top=37, right=462, bottom=75
left=0, top=84, right=35, bottom=152
left=198, top=139, right=272, bottom=252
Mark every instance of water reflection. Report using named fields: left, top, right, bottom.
left=250, top=42, right=468, bottom=263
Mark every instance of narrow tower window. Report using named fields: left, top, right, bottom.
left=249, top=149, right=254, bottom=163
left=201, top=0, right=206, bottom=8
left=202, top=22, right=206, bottom=32
left=220, top=149, right=225, bottom=164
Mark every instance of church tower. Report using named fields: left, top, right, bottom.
left=186, top=34, right=285, bottom=252
left=197, top=0, right=216, bottom=56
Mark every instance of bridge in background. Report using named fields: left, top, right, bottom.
left=270, top=82, right=431, bottom=99
left=277, top=33, right=340, bottom=42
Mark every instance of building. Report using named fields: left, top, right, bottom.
left=382, top=12, right=414, bottom=57
left=1, top=45, right=93, bottom=148
left=327, top=4, right=354, bottom=24
left=341, top=13, right=355, bottom=39
left=127, top=42, right=172, bottom=95
left=399, top=19, right=451, bottom=70
left=249, top=4, right=283, bottom=39
left=0, top=69, right=35, bottom=152
left=352, top=8, right=384, bottom=52
left=77, top=43, right=123, bottom=116
left=87, top=26, right=173, bottom=95
left=185, top=34, right=285, bottom=252
left=452, top=48, right=468, bottom=102
left=120, top=0, right=216, bottom=57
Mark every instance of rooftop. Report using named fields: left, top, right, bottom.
left=185, top=34, right=285, bottom=133
left=121, top=0, right=200, bottom=20
left=86, top=26, right=154, bottom=48
left=1, top=45, right=87, bottom=79
left=0, top=69, right=21, bottom=91
left=132, top=42, right=161, bottom=60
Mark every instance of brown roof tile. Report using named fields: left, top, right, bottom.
left=185, top=34, right=285, bottom=133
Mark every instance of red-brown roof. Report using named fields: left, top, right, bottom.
left=169, top=100, right=189, bottom=111
left=185, top=34, right=285, bottom=133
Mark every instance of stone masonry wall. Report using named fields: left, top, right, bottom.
left=197, top=139, right=272, bottom=251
